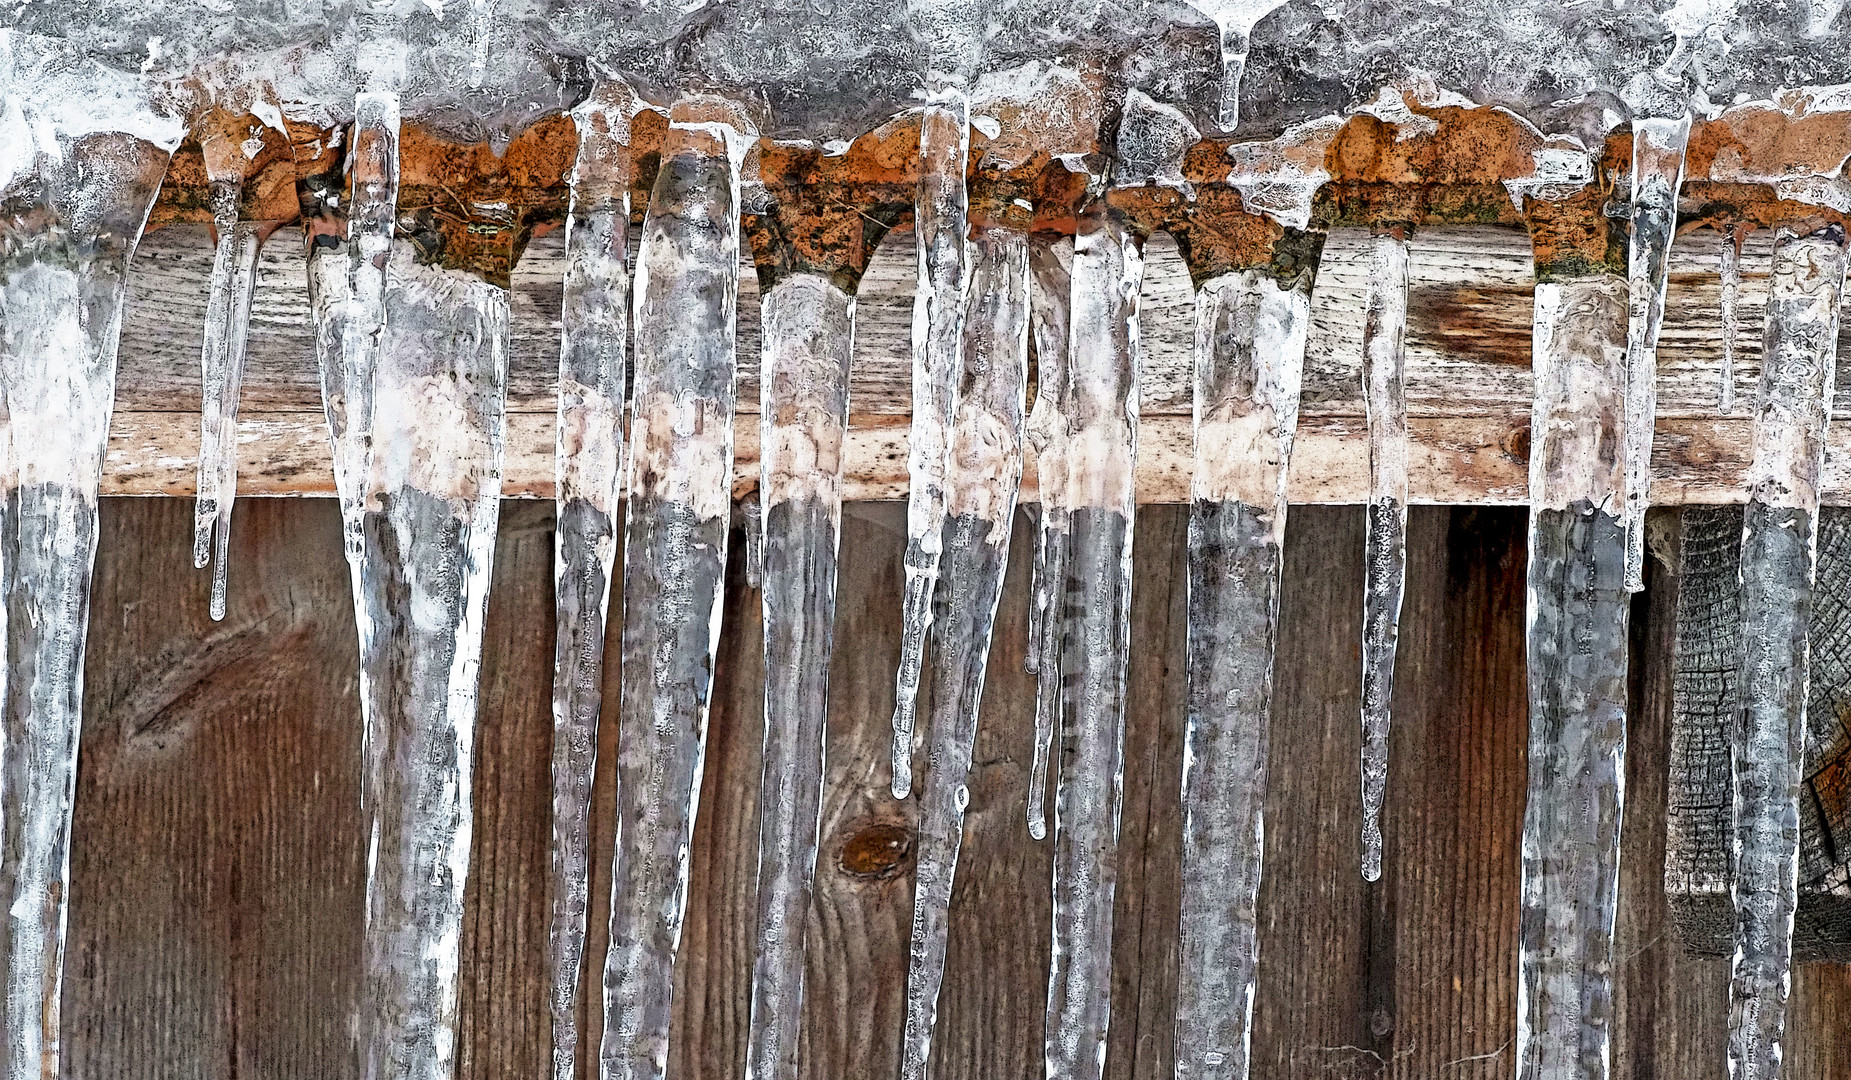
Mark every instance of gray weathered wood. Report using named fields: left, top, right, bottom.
left=103, top=223, right=1851, bottom=504
left=1669, top=505, right=1851, bottom=959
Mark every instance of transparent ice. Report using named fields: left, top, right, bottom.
left=1517, top=270, right=1631, bottom=1080
left=900, top=222, right=1029, bottom=1080
left=547, top=79, right=636, bottom=1080
left=746, top=269, right=856, bottom=1080
left=1620, top=113, right=1691, bottom=594
left=192, top=178, right=262, bottom=622
left=1025, top=234, right=1072, bottom=842
left=1358, top=229, right=1408, bottom=885
left=0, top=31, right=178, bottom=1080
left=1045, top=201, right=1142, bottom=1080
left=1174, top=259, right=1314, bottom=1079
left=599, top=96, right=754, bottom=1080
left=1728, top=223, right=1848, bottom=1080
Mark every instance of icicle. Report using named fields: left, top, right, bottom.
left=308, top=87, right=401, bottom=564
left=1173, top=247, right=1316, bottom=1079
left=1045, top=201, right=1142, bottom=1080
left=742, top=495, right=764, bottom=590
left=745, top=268, right=856, bottom=1080
left=1358, top=227, right=1408, bottom=884
left=0, top=34, right=179, bottom=1080
left=1719, top=224, right=1745, bottom=414
left=1025, top=233, right=1072, bottom=841
left=1516, top=260, right=1631, bottom=1080
left=599, top=96, right=754, bottom=1080
left=1190, top=2, right=1291, bottom=131
left=891, top=87, right=971, bottom=801
left=547, top=81, right=635, bottom=1080
left=899, top=219, right=1030, bottom=1080
left=1727, top=223, right=1849, bottom=1080
left=1621, top=113, right=1691, bottom=594
left=192, top=176, right=262, bottom=622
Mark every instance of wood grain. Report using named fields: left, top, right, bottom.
left=101, top=224, right=1851, bottom=504
left=57, top=498, right=1851, bottom=1076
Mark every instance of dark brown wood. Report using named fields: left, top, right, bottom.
left=57, top=498, right=1851, bottom=1077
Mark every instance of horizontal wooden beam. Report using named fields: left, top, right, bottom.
left=105, top=221, right=1824, bottom=504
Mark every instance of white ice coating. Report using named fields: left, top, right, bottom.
left=759, top=275, right=854, bottom=513
left=1528, top=279, right=1630, bottom=514
left=1620, top=113, right=1691, bottom=594
left=1504, top=139, right=1596, bottom=214
left=1358, top=231, right=1409, bottom=885
left=1045, top=207, right=1141, bottom=1080
left=1728, top=223, right=1849, bottom=1080
left=899, top=221, right=1029, bottom=1080
left=1116, top=89, right=1200, bottom=196
left=600, top=97, right=752, bottom=1080
left=0, top=32, right=175, bottom=1080
left=1025, top=234, right=1072, bottom=842
left=1188, top=271, right=1311, bottom=534
left=1719, top=225, right=1744, bottom=414
left=1223, top=116, right=1339, bottom=232
left=547, top=77, right=635, bottom=1080
left=745, top=270, right=854, bottom=1080
left=1186, top=0, right=1293, bottom=131
left=891, top=92, right=970, bottom=802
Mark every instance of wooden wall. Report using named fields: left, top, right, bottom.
left=59, top=498, right=1851, bottom=1078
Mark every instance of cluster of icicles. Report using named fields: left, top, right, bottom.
left=0, top=36, right=1843, bottom=1080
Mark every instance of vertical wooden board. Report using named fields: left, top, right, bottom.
left=1374, top=506, right=1528, bottom=1078
left=927, top=509, right=1055, bottom=1080
left=458, top=501, right=559, bottom=1079
left=1245, top=505, right=1380, bottom=1080
left=65, top=497, right=363, bottom=1080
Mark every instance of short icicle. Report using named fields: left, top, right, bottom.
left=191, top=163, right=263, bottom=621
left=1045, top=197, right=1143, bottom=1080
left=0, top=34, right=179, bottom=1080
left=600, top=96, right=755, bottom=1080
left=1620, top=113, right=1691, bottom=593
left=1515, top=194, right=1632, bottom=1080
left=899, top=210, right=1031, bottom=1080
left=1357, top=227, right=1409, bottom=884
left=1727, top=222, right=1850, bottom=1080
left=891, top=83, right=971, bottom=800
left=741, top=157, right=888, bottom=1080
left=1173, top=228, right=1320, bottom=1079
left=547, top=80, right=636, bottom=1080
left=1719, top=223, right=1745, bottom=414
left=1025, top=233, right=1072, bottom=841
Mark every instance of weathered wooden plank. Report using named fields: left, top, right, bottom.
left=1669, top=505, right=1851, bottom=960
left=102, top=223, right=1851, bottom=504
left=54, top=498, right=1851, bottom=1075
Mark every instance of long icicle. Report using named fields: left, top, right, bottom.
left=548, top=80, right=635, bottom=1080
left=0, top=35, right=177, bottom=1080
left=1516, top=201, right=1631, bottom=1080
left=1358, top=226, right=1408, bottom=884
left=1173, top=237, right=1318, bottom=1079
left=745, top=257, right=859, bottom=1080
left=900, top=214, right=1030, bottom=1080
left=190, top=108, right=272, bottom=624
left=1727, top=222, right=1849, bottom=1080
left=1719, top=223, right=1745, bottom=414
left=1045, top=197, right=1142, bottom=1080
left=891, top=85, right=970, bottom=800
left=1025, top=233, right=1071, bottom=841
left=1620, top=113, right=1691, bottom=593
left=600, top=96, right=754, bottom=1080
